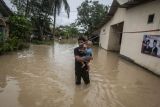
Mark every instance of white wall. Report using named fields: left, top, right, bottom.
left=120, top=0, right=160, bottom=75
left=99, top=23, right=110, bottom=49
left=99, top=8, right=126, bottom=50
left=108, top=26, right=120, bottom=51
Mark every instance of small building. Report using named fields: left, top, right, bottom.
left=0, top=0, right=12, bottom=42
left=99, top=0, right=160, bottom=75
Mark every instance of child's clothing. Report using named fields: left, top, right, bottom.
left=85, top=48, right=93, bottom=56
left=81, top=48, right=93, bottom=69
left=82, top=48, right=92, bottom=61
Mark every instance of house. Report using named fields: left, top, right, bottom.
left=99, top=0, right=160, bottom=75
left=0, top=0, right=12, bottom=42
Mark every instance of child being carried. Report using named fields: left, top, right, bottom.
left=81, top=41, right=93, bottom=71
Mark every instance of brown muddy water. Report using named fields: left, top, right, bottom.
left=0, top=40, right=160, bottom=107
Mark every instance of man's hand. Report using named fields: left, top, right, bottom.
left=75, top=56, right=93, bottom=62
left=90, top=56, right=93, bottom=60
left=75, top=56, right=84, bottom=62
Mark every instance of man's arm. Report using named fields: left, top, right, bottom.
left=74, top=48, right=87, bottom=62
left=74, top=48, right=83, bottom=62
left=76, top=56, right=93, bottom=62
left=75, top=55, right=84, bottom=62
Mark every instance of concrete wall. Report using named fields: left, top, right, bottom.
left=108, top=26, right=120, bottom=51
left=99, top=22, right=110, bottom=49
left=99, top=8, right=126, bottom=50
left=99, top=0, right=160, bottom=75
left=120, top=0, right=160, bottom=75
left=108, top=23, right=124, bottom=51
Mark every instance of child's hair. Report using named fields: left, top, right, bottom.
left=87, top=41, right=92, bottom=46
left=78, top=36, right=86, bottom=42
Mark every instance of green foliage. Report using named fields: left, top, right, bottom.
left=2, top=42, right=11, bottom=52
left=11, top=0, right=70, bottom=38
left=55, top=23, right=79, bottom=38
left=77, top=0, right=108, bottom=35
left=11, top=0, right=53, bottom=16
left=7, top=37, right=18, bottom=50
left=52, top=0, right=70, bottom=36
left=9, top=15, right=32, bottom=41
left=0, top=37, right=29, bottom=55
left=52, top=0, right=70, bottom=17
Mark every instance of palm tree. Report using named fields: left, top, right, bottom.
left=49, top=0, right=70, bottom=37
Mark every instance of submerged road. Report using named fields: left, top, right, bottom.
left=0, top=40, right=160, bottom=107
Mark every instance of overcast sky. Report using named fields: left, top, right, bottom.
left=55, top=0, right=113, bottom=26
left=4, top=0, right=113, bottom=26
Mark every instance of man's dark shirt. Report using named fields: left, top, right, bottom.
left=74, top=47, right=86, bottom=70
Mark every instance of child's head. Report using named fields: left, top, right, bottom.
left=87, top=41, right=92, bottom=48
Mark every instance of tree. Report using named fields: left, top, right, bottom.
left=11, top=0, right=70, bottom=39
left=11, top=0, right=53, bottom=39
left=11, top=0, right=53, bottom=16
left=11, top=0, right=27, bottom=15
left=51, top=0, right=70, bottom=36
left=55, top=23, right=79, bottom=38
left=77, top=0, right=108, bottom=36
left=9, top=14, right=32, bottom=41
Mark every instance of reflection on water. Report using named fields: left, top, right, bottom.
left=0, top=39, right=160, bottom=107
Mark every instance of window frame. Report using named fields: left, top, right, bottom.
left=147, top=14, right=155, bottom=24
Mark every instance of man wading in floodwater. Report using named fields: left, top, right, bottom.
left=74, top=37, right=92, bottom=85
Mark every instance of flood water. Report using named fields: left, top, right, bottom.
left=0, top=39, right=160, bottom=107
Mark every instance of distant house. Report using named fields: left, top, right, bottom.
left=99, top=0, right=160, bottom=75
left=0, top=0, right=12, bottom=42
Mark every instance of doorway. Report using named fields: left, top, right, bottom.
left=108, top=22, right=124, bottom=52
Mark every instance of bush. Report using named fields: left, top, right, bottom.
left=2, top=42, right=12, bottom=52
left=7, top=37, right=18, bottom=50
left=0, top=14, right=31, bottom=55
left=17, top=40, right=29, bottom=50
left=9, top=14, right=32, bottom=41
left=0, top=43, right=4, bottom=54
left=0, top=37, right=30, bottom=55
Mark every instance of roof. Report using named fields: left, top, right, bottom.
left=0, top=0, right=13, bottom=17
left=96, top=0, right=120, bottom=29
left=99, top=0, right=156, bottom=29
left=121, top=0, right=156, bottom=8
left=108, top=0, right=120, bottom=16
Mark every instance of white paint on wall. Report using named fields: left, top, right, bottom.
left=120, top=0, right=160, bottom=75
left=99, top=8, right=126, bottom=50
left=99, top=23, right=110, bottom=49
left=99, top=0, right=160, bottom=75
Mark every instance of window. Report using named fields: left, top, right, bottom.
left=148, top=14, right=155, bottom=24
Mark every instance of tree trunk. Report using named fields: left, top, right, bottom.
left=53, top=3, right=57, bottom=39
left=25, top=0, right=29, bottom=17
